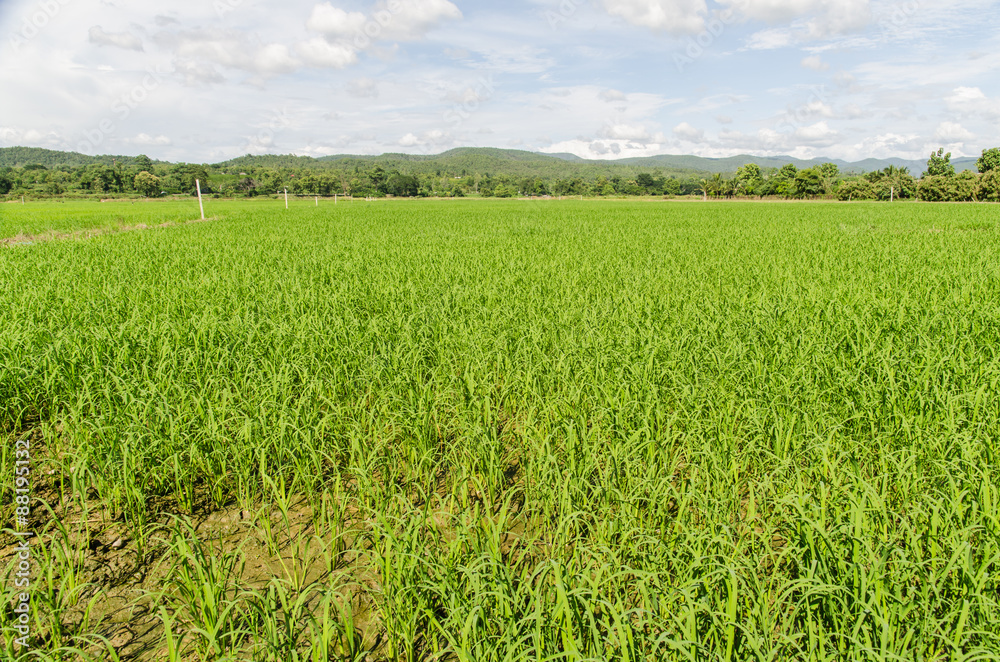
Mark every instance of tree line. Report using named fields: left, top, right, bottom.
left=2, top=148, right=998, bottom=202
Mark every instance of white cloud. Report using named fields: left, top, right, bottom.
left=598, top=0, right=709, bottom=35
left=946, top=86, right=1000, bottom=120
left=88, top=26, right=144, bottom=51
left=254, top=44, right=299, bottom=75
left=679, top=94, right=750, bottom=114
left=722, top=0, right=817, bottom=23
left=841, top=103, right=867, bottom=119
left=745, top=27, right=796, bottom=49
left=394, top=128, right=455, bottom=149
left=599, top=88, right=627, bottom=102
left=795, top=121, right=837, bottom=143
left=378, top=0, right=463, bottom=40
left=297, top=38, right=358, bottom=69
left=603, top=123, right=652, bottom=141
left=801, top=55, right=828, bottom=70
left=129, top=133, right=171, bottom=146
left=673, top=121, right=705, bottom=142
left=347, top=77, right=379, bottom=98
left=173, top=58, right=225, bottom=85
left=834, top=132, right=923, bottom=160
left=540, top=138, right=667, bottom=160
left=934, top=121, right=974, bottom=142
left=739, top=0, right=871, bottom=48
left=158, top=30, right=300, bottom=78
left=306, top=4, right=368, bottom=38
left=726, top=0, right=871, bottom=35
left=801, top=99, right=834, bottom=117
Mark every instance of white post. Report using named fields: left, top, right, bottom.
left=315, top=196, right=318, bottom=207
left=284, top=188, right=289, bottom=210
left=335, top=194, right=338, bottom=205
left=196, top=179, right=205, bottom=220
left=21, top=196, right=25, bottom=205
left=890, top=186, right=894, bottom=202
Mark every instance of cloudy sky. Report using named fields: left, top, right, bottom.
left=1, top=0, right=998, bottom=163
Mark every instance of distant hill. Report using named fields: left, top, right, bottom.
left=546, top=152, right=979, bottom=175
left=1, top=145, right=979, bottom=177
left=215, top=147, right=708, bottom=180
left=0, top=147, right=165, bottom=169
left=201, top=147, right=987, bottom=176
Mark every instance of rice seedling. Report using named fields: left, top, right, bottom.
left=0, top=199, right=998, bottom=660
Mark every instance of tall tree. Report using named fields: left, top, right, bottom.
left=977, top=147, right=1000, bottom=174
left=818, top=163, right=839, bottom=193
left=134, top=171, right=161, bottom=197
left=924, top=148, right=955, bottom=178
left=794, top=168, right=824, bottom=197
left=734, top=164, right=763, bottom=196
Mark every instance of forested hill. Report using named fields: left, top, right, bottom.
left=216, top=148, right=708, bottom=180
left=0, top=147, right=166, bottom=169
left=604, top=153, right=980, bottom=174
left=0, top=146, right=978, bottom=177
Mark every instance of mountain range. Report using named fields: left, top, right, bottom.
left=0, top=146, right=979, bottom=177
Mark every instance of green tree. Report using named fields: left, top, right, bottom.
left=734, top=164, right=763, bottom=196
left=794, top=168, right=824, bottom=197
left=977, top=147, right=1000, bottom=173
left=762, top=164, right=798, bottom=197
left=168, top=164, right=211, bottom=194
left=493, top=183, right=517, bottom=198
left=918, top=171, right=979, bottom=201
left=837, top=177, right=876, bottom=201
left=818, top=163, right=839, bottom=192
left=134, top=154, right=154, bottom=171
left=867, top=166, right=915, bottom=200
left=0, top=169, right=13, bottom=195
left=134, top=171, right=161, bottom=197
left=976, top=170, right=1000, bottom=201
left=636, top=173, right=655, bottom=193
left=385, top=173, right=419, bottom=197
left=709, top=173, right=724, bottom=197
left=924, top=148, right=955, bottom=178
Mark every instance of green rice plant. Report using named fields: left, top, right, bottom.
left=153, top=517, right=251, bottom=660
left=1, top=199, right=998, bottom=660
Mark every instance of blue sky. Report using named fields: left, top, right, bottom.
left=1, top=0, right=998, bottom=163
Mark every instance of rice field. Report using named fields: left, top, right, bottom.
left=1, top=199, right=998, bottom=660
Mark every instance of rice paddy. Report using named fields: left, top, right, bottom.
left=1, top=199, right=998, bottom=660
